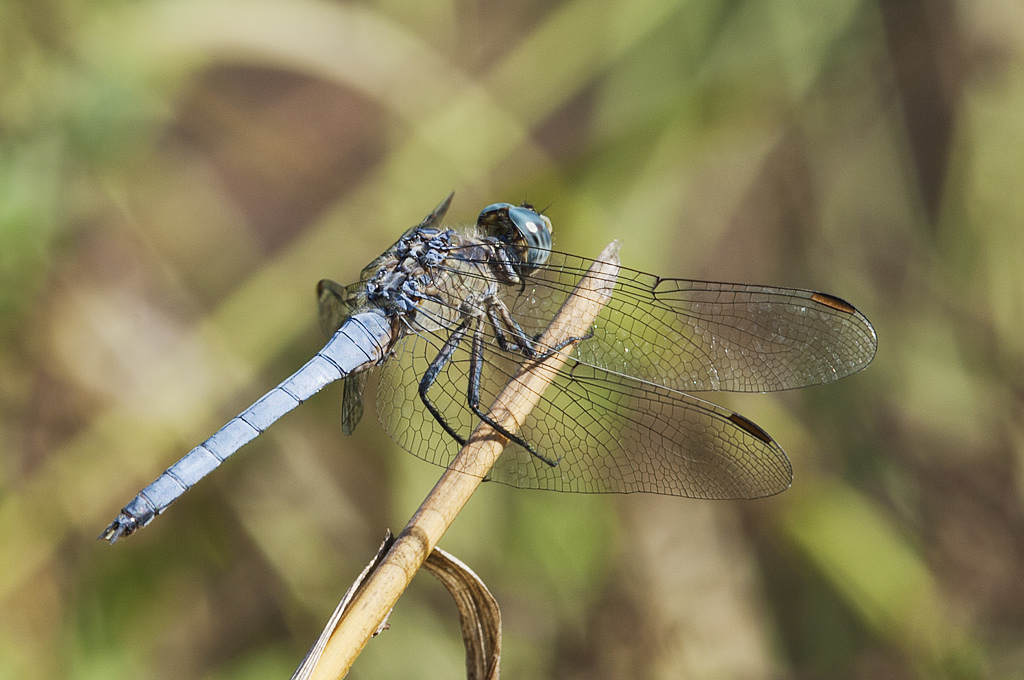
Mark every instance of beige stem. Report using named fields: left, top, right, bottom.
left=310, top=241, right=621, bottom=679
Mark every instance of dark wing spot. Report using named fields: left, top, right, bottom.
left=728, top=413, right=773, bottom=444
left=810, top=292, right=857, bottom=314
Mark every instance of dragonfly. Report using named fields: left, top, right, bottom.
left=101, top=193, right=877, bottom=543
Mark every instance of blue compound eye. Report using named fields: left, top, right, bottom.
left=478, top=202, right=553, bottom=270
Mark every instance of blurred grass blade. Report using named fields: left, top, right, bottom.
left=782, top=482, right=983, bottom=676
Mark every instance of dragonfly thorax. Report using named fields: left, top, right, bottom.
left=362, top=229, right=456, bottom=317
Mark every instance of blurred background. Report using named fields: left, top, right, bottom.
left=2, top=0, right=1022, bottom=677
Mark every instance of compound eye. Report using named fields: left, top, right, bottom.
left=477, top=203, right=514, bottom=228
left=507, top=206, right=543, bottom=237
left=477, top=202, right=553, bottom=270
left=506, top=206, right=552, bottom=268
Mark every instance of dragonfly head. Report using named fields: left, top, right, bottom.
left=477, top=202, right=553, bottom=272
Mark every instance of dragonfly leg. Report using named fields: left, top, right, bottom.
left=484, top=294, right=544, bottom=355
left=485, top=304, right=532, bottom=354
left=532, top=329, right=594, bottom=360
left=466, top=316, right=560, bottom=467
left=419, top=317, right=472, bottom=447
left=485, top=294, right=593, bottom=359
left=480, top=242, right=524, bottom=287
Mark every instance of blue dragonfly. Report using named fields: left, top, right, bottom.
left=101, top=194, right=876, bottom=542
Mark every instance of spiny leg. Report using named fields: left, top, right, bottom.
left=421, top=293, right=597, bottom=464
left=465, top=315, right=561, bottom=466
left=485, top=293, right=594, bottom=359
left=418, top=317, right=473, bottom=447
left=485, top=300, right=534, bottom=355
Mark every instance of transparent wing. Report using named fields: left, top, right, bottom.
left=439, top=247, right=878, bottom=393
left=317, top=278, right=363, bottom=334
left=340, top=371, right=368, bottom=436
left=351, top=239, right=873, bottom=497
left=375, top=328, right=792, bottom=499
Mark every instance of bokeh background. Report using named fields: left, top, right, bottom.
left=2, top=0, right=1022, bottom=678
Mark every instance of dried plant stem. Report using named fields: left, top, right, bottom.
left=309, top=241, right=621, bottom=679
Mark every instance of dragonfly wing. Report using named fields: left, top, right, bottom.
left=375, top=321, right=791, bottom=499
left=419, top=192, right=454, bottom=230
left=483, top=360, right=793, bottom=498
left=341, top=372, right=368, bottom=435
left=368, top=236, right=866, bottom=493
left=376, top=327, right=491, bottom=465
left=317, top=278, right=364, bottom=334
left=442, top=248, right=877, bottom=393
left=573, top=271, right=878, bottom=392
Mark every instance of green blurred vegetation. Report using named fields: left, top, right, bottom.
left=1, top=0, right=1021, bottom=677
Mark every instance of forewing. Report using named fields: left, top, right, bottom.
left=440, top=247, right=877, bottom=393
